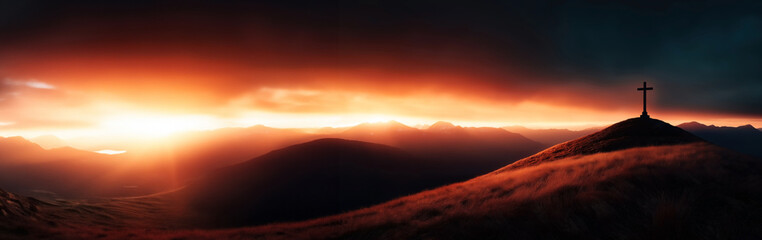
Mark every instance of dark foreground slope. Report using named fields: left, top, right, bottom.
left=7, top=142, right=762, bottom=240
left=0, top=188, right=182, bottom=240
left=175, top=138, right=473, bottom=228
left=160, top=143, right=762, bottom=240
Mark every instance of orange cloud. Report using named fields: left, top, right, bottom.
left=0, top=43, right=760, bottom=142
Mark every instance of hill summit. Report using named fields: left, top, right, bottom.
left=498, top=117, right=703, bottom=172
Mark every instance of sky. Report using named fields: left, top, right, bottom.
left=1, top=0, right=761, bottom=141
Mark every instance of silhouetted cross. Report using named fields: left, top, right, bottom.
left=637, top=81, right=653, bottom=118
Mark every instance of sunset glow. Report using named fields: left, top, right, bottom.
left=99, top=113, right=219, bottom=137
left=2, top=2, right=762, bottom=239
left=0, top=1, right=760, bottom=149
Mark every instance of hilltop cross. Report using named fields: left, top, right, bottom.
left=637, top=81, right=653, bottom=118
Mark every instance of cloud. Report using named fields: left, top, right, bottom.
left=3, top=78, right=55, bottom=89
left=25, top=80, right=55, bottom=89
left=0, top=0, right=759, bottom=130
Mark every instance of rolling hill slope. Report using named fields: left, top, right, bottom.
left=175, top=138, right=476, bottom=228
left=197, top=142, right=760, bottom=240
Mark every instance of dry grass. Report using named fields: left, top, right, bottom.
left=0, top=192, right=186, bottom=240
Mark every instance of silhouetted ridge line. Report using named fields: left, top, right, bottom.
left=678, top=121, right=762, bottom=158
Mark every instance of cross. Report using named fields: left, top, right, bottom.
left=637, top=81, right=653, bottom=118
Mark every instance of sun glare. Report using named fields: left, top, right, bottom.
left=99, top=114, right=217, bottom=137
left=95, top=149, right=127, bottom=155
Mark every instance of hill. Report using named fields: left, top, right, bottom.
left=158, top=125, right=320, bottom=181
left=173, top=142, right=759, bottom=240
left=175, top=138, right=475, bottom=228
left=0, top=136, right=47, bottom=164
left=497, top=117, right=703, bottom=172
left=678, top=121, right=762, bottom=158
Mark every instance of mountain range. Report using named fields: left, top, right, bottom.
left=0, top=121, right=544, bottom=199
left=2, top=117, right=762, bottom=239
left=502, top=126, right=600, bottom=147
left=0, top=136, right=176, bottom=197
left=677, top=121, right=762, bottom=158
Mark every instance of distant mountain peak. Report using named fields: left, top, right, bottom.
left=0, top=136, right=44, bottom=151
left=383, top=120, right=409, bottom=128
left=246, top=124, right=274, bottom=131
left=347, top=121, right=415, bottom=133
left=678, top=121, right=762, bottom=158
left=677, top=121, right=708, bottom=129
left=30, top=134, right=68, bottom=149
left=679, top=121, right=760, bottom=132
left=738, top=124, right=757, bottom=131
left=497, top=117, right=704, bottom=172
left=428, top=121, right=457, bottom=131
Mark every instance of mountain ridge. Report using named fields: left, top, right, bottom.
left=678, top=121, right=762, bottom=158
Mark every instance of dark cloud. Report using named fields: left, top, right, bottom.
left=0, top=0, right=760, bottom=116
